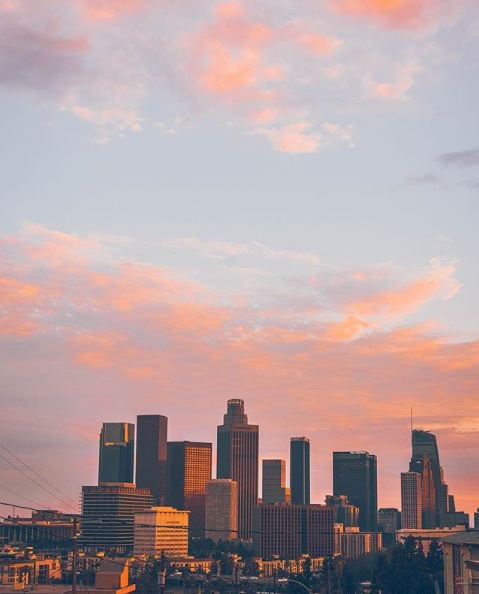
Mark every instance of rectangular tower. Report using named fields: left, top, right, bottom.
left=333, top=451, right=378, bottom=532
left=167, top=441, right=212, bottom=537
left=262, top=459, right=287, bottom=504
left=217, top=399, right=259, bottom=540
left=205, top=479, right=238, bottom=542
left=136, top=415, right=168, bottom=504
left=401, top=472, right=423, bottom=529
left=98, top=423, right=135, bottom=484
left=290, top=437, right=310, bottom=505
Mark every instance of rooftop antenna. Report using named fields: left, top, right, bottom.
left=410, top=407, right=413, bottom=433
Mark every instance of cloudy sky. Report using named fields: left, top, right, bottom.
left=1, top=0, right=479, bottom=518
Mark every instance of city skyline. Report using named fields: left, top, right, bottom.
left=1, top=0, right=479, bottom=526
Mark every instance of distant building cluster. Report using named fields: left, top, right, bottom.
left=1, top=398, right=477, bottom=590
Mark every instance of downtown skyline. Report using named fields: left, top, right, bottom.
left=1, top=0, right=479, bottom=524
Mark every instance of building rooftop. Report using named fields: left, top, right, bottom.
left=441, top=530, right=479, bottom=545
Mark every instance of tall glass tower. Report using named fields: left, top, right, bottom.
left=98, top=422, right=135, bottom=484
left=290, top=437, right=310, bottom=505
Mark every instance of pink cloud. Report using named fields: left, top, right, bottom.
left=255, top=122, right=322, bottom=154
left=1, top=226, right=477, bottom=515
left=332, top=0, right=443, bottom=29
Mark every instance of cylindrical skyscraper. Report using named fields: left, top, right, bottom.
left=217, top=399, right=259, bottom=540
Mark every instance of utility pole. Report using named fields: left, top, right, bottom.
left=72, top=518, right=78, bottom=594
left=158, top=552, right=166, bottom=594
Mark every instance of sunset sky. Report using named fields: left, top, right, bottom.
left=1, top=0, right=479, bottom=519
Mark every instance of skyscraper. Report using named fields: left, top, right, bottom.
left=262, top=459, right=288, bottom=504
left=167, top=441, right=212, bottom=536
left=333, top=451, right=378, bottom=532
left=290, top=437, right=310, bottom=505
left=410, top=429, right=446, bottom=527
left=98, top=423, right=135, bottom=484
left=136, top=415, right=168, bottom=503
left=205, top=479, right=238, bottom=542
left=401, top=472, right=422, bottom=529
left=217, top=399, right=259, bottom=540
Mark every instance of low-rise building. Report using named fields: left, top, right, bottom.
left=396, top=526, right=467, bottom=553
left=134, top=507, right=189, bottom=558
left=442, top=530, right=479, bottom=594
left=0, top=557, right=61, bottom=586
left=338, top=528, right=383, bottom=560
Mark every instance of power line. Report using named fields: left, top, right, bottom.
left=0, top=451, right=78, bottom=513
left=0, top=442, right=78, bottom=508
left=0, top=484, right=51, bottom=510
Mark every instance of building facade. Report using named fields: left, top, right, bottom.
left=325, top=495, right=360, bottom=528
left=378, top=508, right=401, bottom=546
left=401, top=472, right=423, bottom=529
left=167, top=441, right=212, bottom=537
left=333, top=451, right=378, bottom=532
left=205, top=479, right=238, bottom=542
left=98, top=423, right=135, bottom=484
left=217, top=399, right=259, bottom=540
left=81, top=483, right=153, bottom=552
left=136, top=415, right=168, bottom=504
left=252, top=504, right=334, bottom=560
left=290, top=437, right=310, bottom=505
left=262, top=459, right=288, bottom=504
left=442, top=531, right=479, bottom=594
left=338, top=528, right=383, bottom=560
left=134, top=507, right=189, bottom=558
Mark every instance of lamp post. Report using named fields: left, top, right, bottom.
left=287, top=578, right=312, bottom=594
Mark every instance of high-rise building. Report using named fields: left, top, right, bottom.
left=410, top=430, right=447, bottom=527
left=333, top=451, right=378, bottom=532
left=81, top=483, right=153, bottom=552
left=98, top=423, right=135, bottom=484
left=134, top=507, right=189, bottom=558
left=338, top=528, right=383, bottom=560
left=325, top=495, right=360, bottom=528
left=290, top=437, right=310, bottom=505
left=474, top=508, right=479, bottom=530
left=253, top=504, right=334, bottom=559
left=217, top=399, right=259, bottom=540
left=205, top=479, right=238, bottom=542
left=167, top=441, right=212, bottom=537
left=136, top=415, right=168, bottom=504
left=262, top=460, right=288, bottom=504
left=401, top=472, right=422, bottom=529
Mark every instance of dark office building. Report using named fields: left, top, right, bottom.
left=262, top=459, right=288, bottom=504
left=136, top=415, right=168, bottom=503
left=333, top=451, right=377, bottom=532
left=98, top=423, right=134, bottom=484
left=81, top=484, right=153, bottom=552
left=167, top=441, right=212, bottom=536
left=378, top=508, right=401, bottom=546
left=290, top=437, right=310, bottom=505
left=217, top=399, right=259, bottom=540
left=253, top=504, right=334, bottom=559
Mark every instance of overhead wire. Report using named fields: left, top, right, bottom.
left=0, top=450, right=78, bottom=513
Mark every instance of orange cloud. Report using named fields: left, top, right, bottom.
left=346, top=260, right=459, bottom=317
left=1, top=225, right=478, bottom=516
left=332, top=0, right=441, bottom=28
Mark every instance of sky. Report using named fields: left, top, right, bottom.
left=0, top=0, right=479, bottom=520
